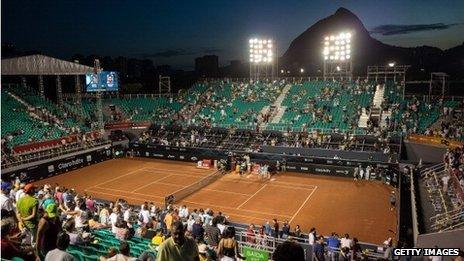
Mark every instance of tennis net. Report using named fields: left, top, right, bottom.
left=165, top=169, right=224, bottom=207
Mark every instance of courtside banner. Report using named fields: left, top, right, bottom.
left=242, top=246, right=269, bottom=261
left=3, top=148, right=112, bottom=183
left=131, top=143, right=396, bottom=170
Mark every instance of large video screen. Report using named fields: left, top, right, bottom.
left=85, top=71, right=119, bottom=92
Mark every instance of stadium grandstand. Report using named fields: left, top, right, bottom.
left=2, top=8, right=464, bottom=261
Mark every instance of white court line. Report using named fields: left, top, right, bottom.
left=221, top=176, right=316, bottom=190
left=88, top=187, right=290, bottom=218
left=237, top=184, right=268, bottom=209
left=85, top=189, right=164, bottom=202
left=92, top=187, right=165, bottom=199
left=181, top=199, right=292, bottom=218
left=131, top=175, right=173, bottom=193
left=142, top=168, right=212, bottom=175
left=87, top=166, right=147, bottom=190
left=289, top=186, right=318, bottom=224
left=140, top=170, right=203, bottom=179
left=266, top=183, right=315, bottom=191
left=200, top=188, right=251, bottom=196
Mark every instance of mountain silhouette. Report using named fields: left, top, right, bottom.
left=280, top=8, right=463, bottom=79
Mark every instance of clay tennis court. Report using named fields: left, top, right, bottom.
left=35, top=157, right=397, bottom=244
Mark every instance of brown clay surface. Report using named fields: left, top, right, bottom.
left=36, top=157, right=397, bottom=244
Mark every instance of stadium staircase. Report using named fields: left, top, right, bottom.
left=270, top=84, right=292, bottom=124
left=257, top=83, right=292, bottom=130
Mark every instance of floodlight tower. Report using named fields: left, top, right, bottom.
left=249, top=38, right=276, bottom=81
left=322, top=31, right=353, bottom=80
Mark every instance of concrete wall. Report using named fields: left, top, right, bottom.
left=404, top=141, right=446, bottom=163
left=417, top=229, right=464, bottom=248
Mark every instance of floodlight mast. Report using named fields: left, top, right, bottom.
left=249, top=38, right=276, bottom=81
left=322, top=31, right=353, bottom=81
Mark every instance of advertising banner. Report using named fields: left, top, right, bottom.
left=242, top=246, right=269, bottom=261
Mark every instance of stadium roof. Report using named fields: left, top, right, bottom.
left=1, top=54, right=94, bottom=75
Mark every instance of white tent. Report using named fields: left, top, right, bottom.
left=1, top=54, right=93, bottom=75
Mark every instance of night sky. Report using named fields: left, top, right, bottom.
left=2, top=0, right=463, bottom=70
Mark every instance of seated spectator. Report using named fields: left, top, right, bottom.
left=100, top=241, right=137, bottom=261
left=1, top=221, right=36, bottom=261
left=151, top=230, right=165, bottom=246
left=63, top=220, right=86, bottom=246
left=114, top=220, right=129, bottom=241
left=45, top=232, right=74, bottom=261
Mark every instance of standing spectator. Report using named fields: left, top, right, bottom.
left=217, top=227, right=242, bottom=260
left=205, top=217, right=221, bottom=248
left=16, top=183, right=39, bottom=244
left=390, top=191, right=396, bottom=211
left=351, top=238, right=362, bottom=260
left=164, top=210, right=173, bottom=235
left=1, top=182, right=14, bottom=215
left=85, top=195, right=95, bottom=213
left=124, top=207, right=132, bottom=222
left=308, top=227, right=317, bottom=245
left=187, top=215, right=195, bottom=232
left=139, top=204, right=150, bottom=226
left=263, top=221, right=272, bottom=236
left=272, top=219, right=280, bottom=238
left=326, top=232, right=340, bottom=261
left=45, top=232, right=75, bottom=261
left=294, top=225, right=302, bottom=238
left=109, top=207, right=119, bottom=233
left=340, top=234, right=353, bottom=251
left=36, top=203, right=62, bottom=259
left=313, top=236, right=325, bottom=261
left=281, top=220, right=290, bottom=239
left=245, top=224, right=256, bottom=244
left=157, top=221, right=199, bottom=261
left=15, top=183, right=26, bottom=203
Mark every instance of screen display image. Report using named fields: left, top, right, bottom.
left=85, top=71, right=119, bottom=92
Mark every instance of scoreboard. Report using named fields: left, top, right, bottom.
left=86, top=71, right=119, bottom=92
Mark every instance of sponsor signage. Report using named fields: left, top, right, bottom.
left=242, top=246, right=269, bottom=261
left=3, top=149, right=111, bottom=183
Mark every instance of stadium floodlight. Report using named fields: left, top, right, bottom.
left=388, top=62, right=396, bottom=67
left=322, top=31, right=353, bottom=61
left=280, top=69, right=284, bottom=74
left=249, top=38, right=274, bottom=64
left=300, top=68, right=305, bottom=73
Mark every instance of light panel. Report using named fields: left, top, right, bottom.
left=322, top=31, right=352, bottom=61
left=249, top=38, right=274, bottom=64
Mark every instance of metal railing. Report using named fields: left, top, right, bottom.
left=1, top=140, right=111, bottom=169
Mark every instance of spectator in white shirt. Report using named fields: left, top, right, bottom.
left=109, top=207, right=120, bottom=233
left=139, top=204, right=150, bottom=225
left=15, top=183, right=26, bottom=203
left=308, top=227, right=316, bottom=245
left=340, top=234, right=353, bottom=250
left=124, top=207, right=132, bottom=222
left=1, top=182, right=14, bottom=214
